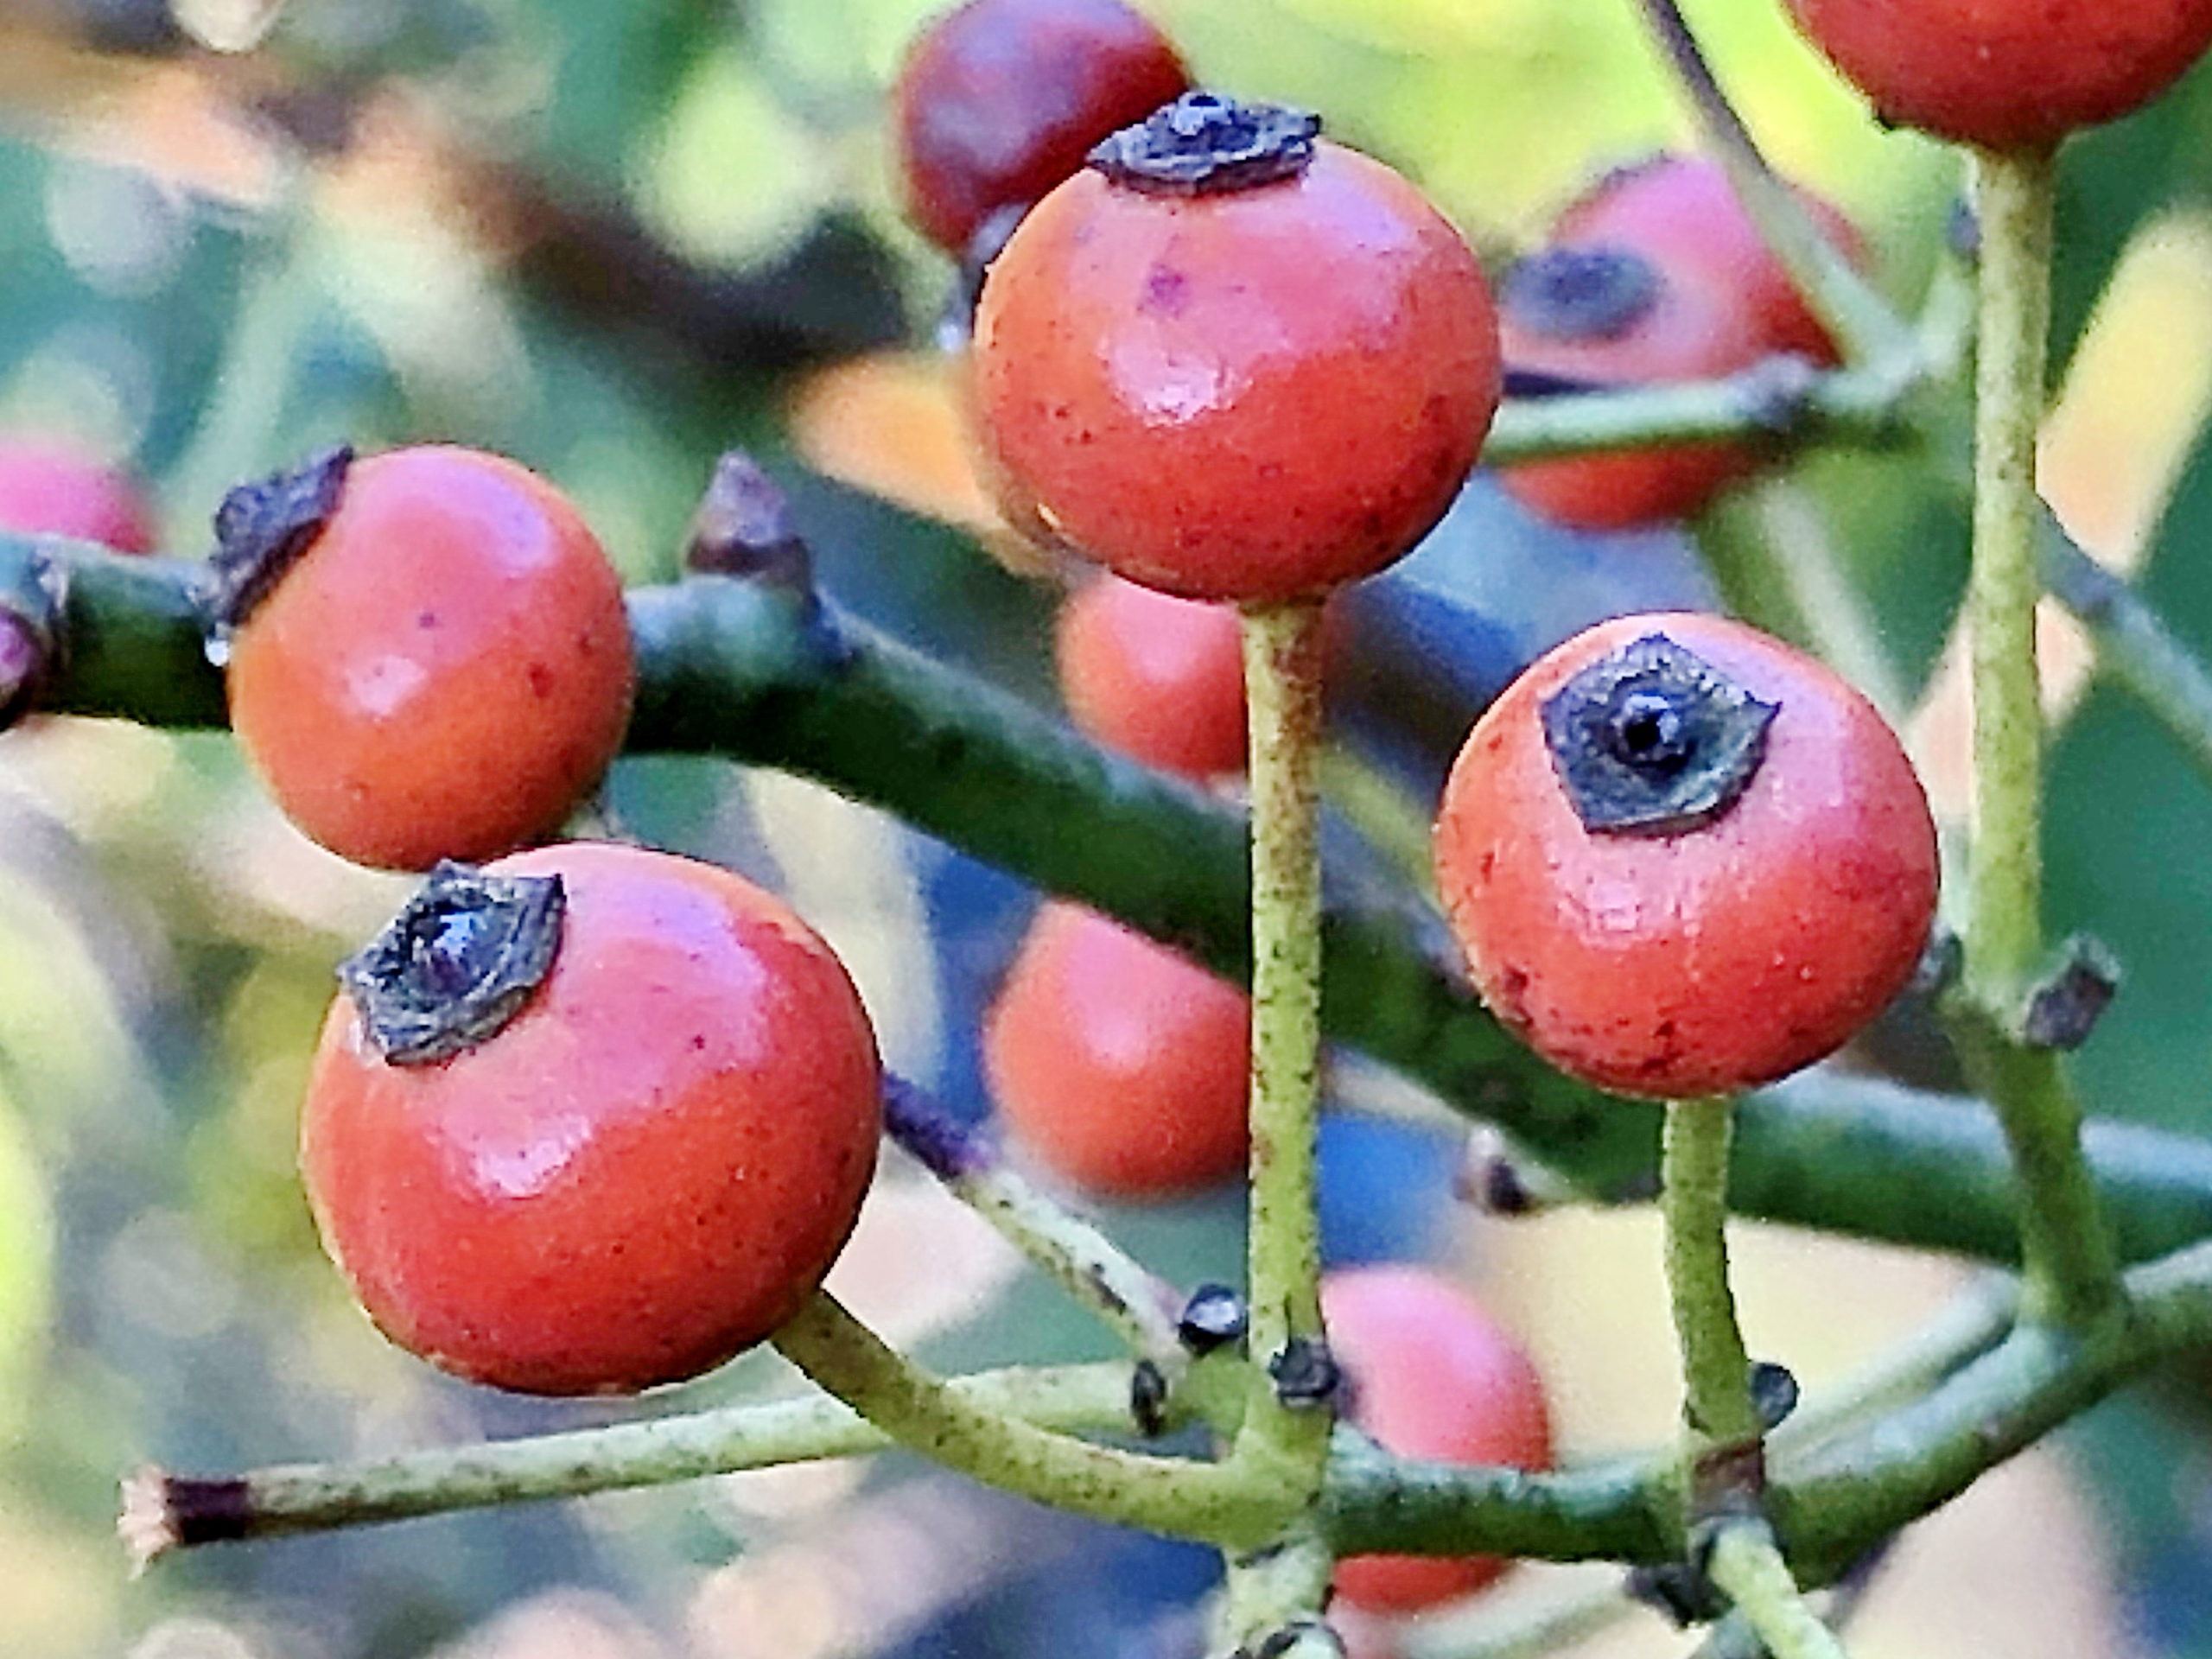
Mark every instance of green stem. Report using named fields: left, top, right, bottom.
left=1965, top=145, right=2120, bottom=1327
left=1948, top=1021, right=2119, bottom=1325
left=880, top=1077, right=1190, bottom=1370
left=1966, top=147, right=2056, bottom=1008
left=145, top=1230, right=2212, bottom=1580
left=121, top=1359, right=1159, bottom=1567
left=1319, top=1428, right=1671, bottom=1565
left=1319, top=743, right=1436, bottom=899
left=1485, top=359, right=1915, bottom=463
left=1217, top=1529, right=1337, bottom=1653
left=1662, top=1097, right=1761, bottom=1461
left=771, top=1291, right=1282, bottom=1547
left=1632, top=0, right=1914, bottom=367
left=1234, top=599, right=1332, bottom=1498
left=1397, top=1568, right=1641, bottom=1659
left=1745, top=481, right=1911, bottom=721
left=2042, top=519, right=2212, bottom=792
left=1767, top=1276, right=2013, bottom=1456
left=1691, top=1542, right=1886, bottom=1659
left=1705, top=1522, right=1853, bottom=1659
left=34, top=547, right=2212, bottom=1264
left=163, top=234, right=324, bottom=540
left=1325, top=1233, right=2212, bottom=1582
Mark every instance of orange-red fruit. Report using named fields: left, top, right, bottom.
left=1500, top=156, right=1863, bottom=531
left=893, top=0, right=1192, bottom=256
left=973, top=140, right=1500, bottom=602
left=1325, top=1265, right=1554, bottom=1613
left=1058, top=574, right=1247, bottom=777
left=1434, top=613, right=1938, bottom=1099
left=226, top=446, right=634, bottom=870
left=983, top=899, right=1249, bottom=1198
left=301, top=842, right=883, bottom=1395
left=1783, top=0, right=2212, bottom=150
left=0, top=437, right=156, bottom=551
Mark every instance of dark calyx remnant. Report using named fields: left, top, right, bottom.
left=339, top=861, right=566, bottom=1065
left=1541, top=633, right=1777, bottom=836
left=684, top=449, right=815, bottom=592
left=203, top=444, right=354, bottom=633
left=1088, top=92, right=1319, bottom=196
left=1502, top=245, right=1662, bottom=344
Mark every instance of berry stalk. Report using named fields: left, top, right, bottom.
left=1660, top=1097, right=1762, bottom=1464
left=772, top=1290, right=1282, bottom=1546
left=1658, top=1094, right=1843, bottom=1645
left=1234, top=597, right=1333, bottom=1486
left=880, top=1075, right=1189, bottom=1365
left=1703, top=1522, right=1853, bottom=1659
left=1961, top=144, right=2119, bottom=1327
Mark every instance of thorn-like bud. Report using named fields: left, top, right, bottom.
left=1750, top=1359, right=1800, bottom=1430
left=1130, top=1358, right=1169, bottom=1437
left=1268, top=1335, right=1340, bottom=1409
left=1177, top=1283, right=1249, bottom=1355
left=2021, top=935, right=2120, bottom=1051
left=1452, top=1126, right=1573, bottom=1216
left=684, top=451, right=814, bottom=592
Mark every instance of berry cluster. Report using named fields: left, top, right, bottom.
left=33, top=0, right=2212, bottom=1648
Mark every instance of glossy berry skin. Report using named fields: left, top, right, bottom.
left=226, top=447, right=634, bottom=870
left=1501, top=156, right=1862, bottom=531
left=1325, top=1266, right=1554, bottom=1613
left=983, top=900, right=1249, bottom=1199
left=1434, top=613, right=1938, bottom=1099
left=301, top=842, right=882, bottom=1395
left=0, top=438, right=155, bottom=551
left=1783, top=0, right=2212, bottom=150
left=893, top=0, right=1191, bottom=257
left=1058, top=574, right=1246, bottom=778
left=973, top=140, right=1500, bottom=603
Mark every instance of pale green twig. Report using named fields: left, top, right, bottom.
left=119, top=1358, right=1160, bottom=1569
left=1960, top=146, right=2120, bottom=1327
left=1233, top=600, right=1334, bottom=1496
left=1705, top=1522, right=1853, bottom=1659
left=772, top=1291, right=1285, bottom=1548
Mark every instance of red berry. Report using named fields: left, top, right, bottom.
left=1499, top=156, right=1863, bottom=531
left=1783, top=0, right=2212, bottom=149
left=893, top=0, right=1192, bottom=257
left=1433, top=613, right=1938, bottom=1099
left=1057, top=575, right=1247, bottom=778
left=301, top=844, right=882, bottom=1395
left=982, top=900, right=1249, bottom=1199
left=1325, top=1265, right=1554, bottom=1613
left=223, top=446, right=635, bottom=871
left=0, top=437, right=156, bottom=552
left=973, top=94, right=1499, bottom=602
